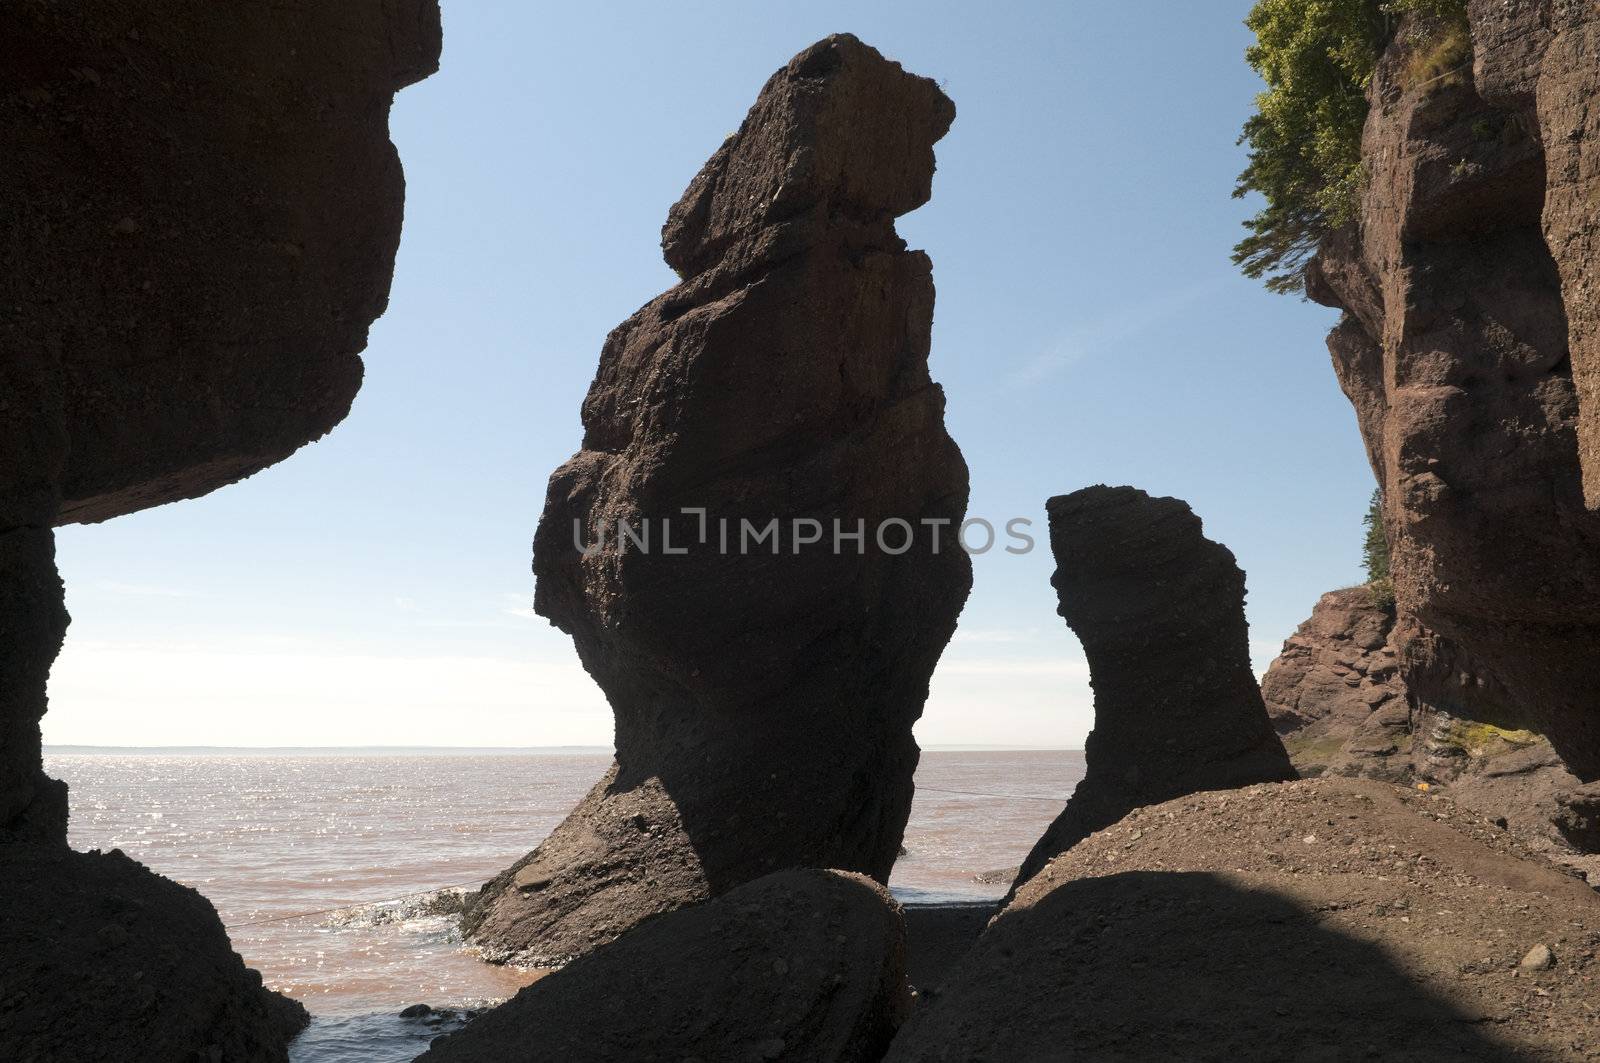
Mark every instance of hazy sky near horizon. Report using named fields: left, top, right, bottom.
left=45, top=0, right=1372, bottom=749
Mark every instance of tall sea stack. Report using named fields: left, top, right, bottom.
left=1011, top=486, right=1294, bottom=891
left=462, top=34, right=970, bottom=966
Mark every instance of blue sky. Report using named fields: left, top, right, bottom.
left=45, top=0, right=1371, bottom=748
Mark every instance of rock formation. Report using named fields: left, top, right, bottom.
left=1010, top=486, right=1294, bottom=892
left=1306, top=2, right=1600, bottom=779
left=425, top=870, right=908, bottom=1063
left=0, top=847, right=311, bottom=1060
left=2, top=0, right=442, bottom=837
left=1556, top=783, right=1600, bottom=853
left=2, top=2, right=440, bottom=1056
left=1263, top=588, right=1411, bottom=779
left=462, top=34, right=969, bottom=965
left=1265, top=589, right=1600, bottom=881
left=888, top=778, right=1600, bottom=1061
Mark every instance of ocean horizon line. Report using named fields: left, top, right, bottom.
left=43, top=743, right=1082, bottom=756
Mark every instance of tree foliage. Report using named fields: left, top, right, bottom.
left=1362, top=488, right=1395, bottom=609
left=1234, top=0, right=1469, bottom=294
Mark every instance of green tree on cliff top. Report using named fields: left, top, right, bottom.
left=1234, top=0, right=1468, bottom=294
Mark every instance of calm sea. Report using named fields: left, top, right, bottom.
left=45, top=748, right=1083, bottom=1062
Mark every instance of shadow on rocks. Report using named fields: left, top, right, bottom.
left=887, top=870, right=1532, bottom=1063
left=425, top=869, right=906, bottom=1063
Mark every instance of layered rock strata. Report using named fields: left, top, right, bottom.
left=462, top=34, right=970, bottom=965
left=1262, top=588, right=1411, bottom=780
left=1009, top=486, right=1294, bottom=893
left=1307, top=3, right=1600, bottom=779
left=426, top=870, right=907, bottom=1063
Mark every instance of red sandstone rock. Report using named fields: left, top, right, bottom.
left=462, top=34, right=970, bottom=966
left=1307, top=5, right=1600, bottom=780
left=1262, top=588, right=1410, bottom=780
left=1265, top=591, right=1599, bottom=880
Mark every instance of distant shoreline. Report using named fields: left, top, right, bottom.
left=44, top=744, right=1080, bottom=756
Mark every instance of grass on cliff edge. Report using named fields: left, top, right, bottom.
left=1234, top=0, right=1469, bottom=295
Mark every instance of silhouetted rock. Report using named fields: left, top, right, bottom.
left=889, top=779, right=1600, bottom=1062
left=2, top=0, right=441, bottom=840
left=1307, top=4, right=1600, bottom=778
left=1, top=2, right=439, bottom=1057
left=0, top=846, right=310, bottom=1061
left=463, top=34, right=968, bottom=965
left=0, top=529, right=68, bottom=842
left=1009, top=486, right=1294, bottom=892
left=424, top=870, right=907, bottom=1063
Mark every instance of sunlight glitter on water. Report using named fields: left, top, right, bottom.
left=47, top=749, right=1082, bottom=1061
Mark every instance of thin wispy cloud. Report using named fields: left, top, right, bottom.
left=998, top=278, right=1226, bottom=393
left=501, top=592, right=537, bottom=620
left=95, top=580, right=201, bottom=599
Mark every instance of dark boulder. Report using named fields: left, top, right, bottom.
left=0, top=846, right=309, bottom=1061
left=426, top=870, right=907, bottom=1063
left=1554, top=782, right=1600, bottom=854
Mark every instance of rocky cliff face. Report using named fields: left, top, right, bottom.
left=1262, top=588, right=1411, bottom=780
left=1307, top=2, right=1600, bottom=780
left=462, top=34, right=970, bottom=966
left=1010, top=487, right=1294, bottom=892
left=2, top=2, right=440, bottom=1056
left=1469, top=0, right=1600, bottom=510
left=1265, top=590, right=1598, bottom=880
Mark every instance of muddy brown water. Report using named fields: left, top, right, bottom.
left=47, top=748, right=1082, bottom=1060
